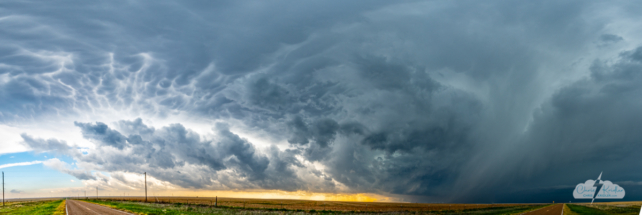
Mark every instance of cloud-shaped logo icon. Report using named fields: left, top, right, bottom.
left=574, top=172, right=625, bottom=201
left=574, top=179, right=598, bottom=199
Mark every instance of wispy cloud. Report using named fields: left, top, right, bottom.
left=0, top=160, right=43, bottom=169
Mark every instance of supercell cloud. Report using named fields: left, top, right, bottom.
left=2, top=0, right=642, bottom=203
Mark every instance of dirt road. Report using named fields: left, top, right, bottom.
left=521, top=204, right=564, bottom=215
left=66, top=199, right=134, bottom=215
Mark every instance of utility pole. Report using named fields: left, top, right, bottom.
left=84, top=191, right=86, bottom=199
left=2, top=171, right=4, bottom=207
left=96, top=187, right=98, bottom=199
left=144, top=172, right=147, bottom=202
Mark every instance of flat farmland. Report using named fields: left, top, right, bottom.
left=77, top=196, right=547, bottom=213
left=587, top=201, right=642, bottom=207
left=565, top=202, right=641, bottom=215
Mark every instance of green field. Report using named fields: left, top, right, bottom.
left=83, top=199, right=549, bottom=215
left=0, top=200, right=64, bottom=215
left=84, top=199, right=299, bottom=215
left=566, top=204, right=639, bottom=215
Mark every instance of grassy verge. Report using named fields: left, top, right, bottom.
left=84, top=199, right=260, bottom=215
left=83, top=199, right=551, bottom=215
left=53, top=200, right=66, bottom=215
left=563, top=204, right=579, bottom=215
left=566, top=204, right=639, bottom=215
left=0, top=200, right=64, bottom=215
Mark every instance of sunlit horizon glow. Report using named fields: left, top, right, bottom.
left=3, top=188, right=388, bottom=202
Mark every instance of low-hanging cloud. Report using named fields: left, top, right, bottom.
left=24, top=119, right=313, bottom=191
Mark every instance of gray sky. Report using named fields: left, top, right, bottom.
left=1, top=0, right=642, bottom=203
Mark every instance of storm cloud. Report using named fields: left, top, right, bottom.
left=3, top=0, right=642, bottom=203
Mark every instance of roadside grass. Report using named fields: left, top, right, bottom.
left=83, top=199, right=550, bottom=215
left=567, top=204, right=639, bottom=215
left=0, top=200, right=64, bottom=215
left=563, top=204, right=579, bottom=215
left=91, top=197, right=539, bottom=212
left=53, top=200, right=66, bottom=215
left=85, top=199, right=359, bottom=214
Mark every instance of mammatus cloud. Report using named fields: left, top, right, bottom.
left=3, top=0, right=642, bottom=203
